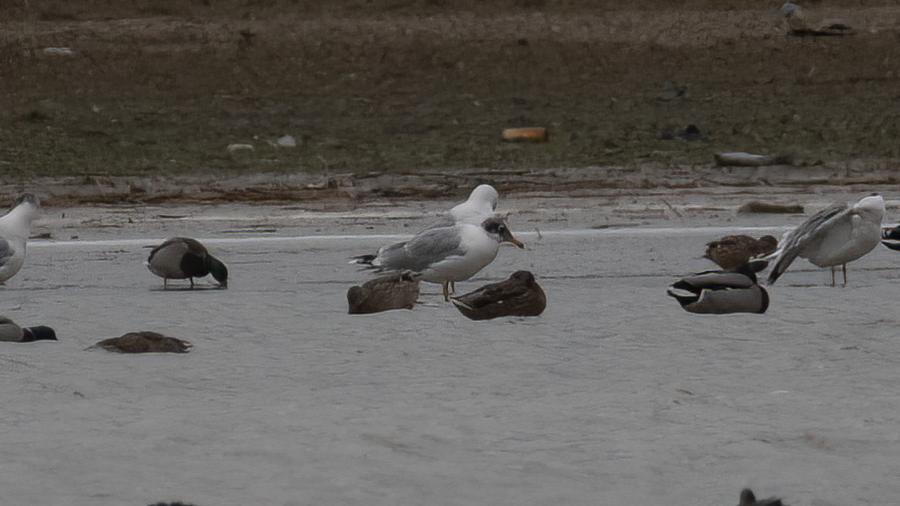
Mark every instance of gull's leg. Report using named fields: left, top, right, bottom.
left=443, top=281, right=450, bottom=301
left=843, top=264, right=848, bottom=286
left=830, top=266, right=836, bottom=287
left=450, top=281, right=456, bottom=295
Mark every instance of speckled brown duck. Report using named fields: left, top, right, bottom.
left=90, top=332, right=193, bottom=354
left=347, top=271, right=420, bottom=314
left=451, top=270, right=546, bottom=320
left=704, top=234, right=778, bottom=272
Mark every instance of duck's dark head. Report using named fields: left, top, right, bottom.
left=23, top=325, right=57, bottom=342
left=510, top=270, right=537, bottom=285
left=206, top=255, right=228, bottom=288
left=482, top=218, right=525, bottom=249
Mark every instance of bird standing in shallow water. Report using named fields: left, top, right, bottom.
left=767, top=194, right=884, bottom=286
left=0, top=194, right=41, bottom=285
left=353, top=217, right=524, bottom=300
left=0, top=316, right=56, bottom=343
left=146, top=237, right=228, bottom=289
left=452, top=270, right=546, bottom=320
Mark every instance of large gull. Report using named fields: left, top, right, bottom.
left=767, top=193, right=884, bottom=285
left=353, top=216, right=524, bottom=300
left=0, top=194, right=41, bottom=284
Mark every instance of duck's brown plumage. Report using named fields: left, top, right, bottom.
left=451, top=270, right=546, bottom=320
left=348, top=272, right=420, bottom=314
left=704, top=234, right=778, bottom=271
left=92, top=332, right=193, bottom=354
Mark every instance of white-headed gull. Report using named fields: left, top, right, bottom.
left=448, top=184, right=499, bottom=225
left=354, top=217, right=524, bottom=300
left=0, top=316, right=56, bottom=342
left=768, top=193, right=884, bottom=285
left=0, top=194, right=41, bottom=284
left=667, top=265, right=770, bottom=315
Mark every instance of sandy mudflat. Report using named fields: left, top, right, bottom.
left=1, top=188, right=899, bottom=505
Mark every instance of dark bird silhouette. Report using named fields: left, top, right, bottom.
left=704, top=234, right=778, bottom=271
left=0, top=316, right=56, bottom=342
left=348, top=272, right=420, bottom=314
left=667, top=264, right=769, bottom=315
left=451, top=270, right=546, bottom=320
left=739, top=488, right=785, bottom=506
left=881, top=224, right=900, bottom=251
left=146, top=237, right=228, bottom=289
left=90, top=332, right=193, bottom=354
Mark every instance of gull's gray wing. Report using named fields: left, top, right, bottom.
left=768, top=203, right=848, bottom=283
left=377, top=226, right=464, bottom=272
left=0, top=238, right=15, bottom=267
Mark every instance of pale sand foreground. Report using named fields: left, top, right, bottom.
left=2, top=188, right=900, bottom=506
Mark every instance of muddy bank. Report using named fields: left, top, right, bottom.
left=3, top=4, right=900, bottom=182
left=7, top=160, right=900, bottom=207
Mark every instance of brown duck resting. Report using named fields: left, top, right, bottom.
left=90, top=332, right=193, bottom=354
left=348, top=272, right=420, bottom=314
left=704, top=234, right=778, bottom=272
left=451, top=270, right=546, bottom=321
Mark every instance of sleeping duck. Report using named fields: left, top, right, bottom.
left=451, top=270, right=546, bottom=320
left=0, top=316, right=56, bottom=342
left=667, top=264, right=769, bottom=315
left=146, top=237, right=228, bottom=289
left=89, top=331, right=192, bottom=354
left=348, top=271, right=420, bottom=314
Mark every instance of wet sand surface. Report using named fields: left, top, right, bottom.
left=3, top=188, right=900, bottom=505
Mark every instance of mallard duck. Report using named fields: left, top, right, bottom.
left=353, top=217, right=524, bottom=300
left=0, top=194, right=41, bottom=284
left=451, top=270, right=546, bottom=320
left=347, top=271, right=420, bottom=314
left=146, top=237, right=228, bottom=289
left=739, top=488, right=785, bottom=506
left=90, top=332, right=192, bottom=354
left=0, top=316, right=56, bottom=342
left=667, top=264, right=769, bottom=315
left=705, top=234, right=778, bottom=272
left=768, top=194, right=884, bottom=286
